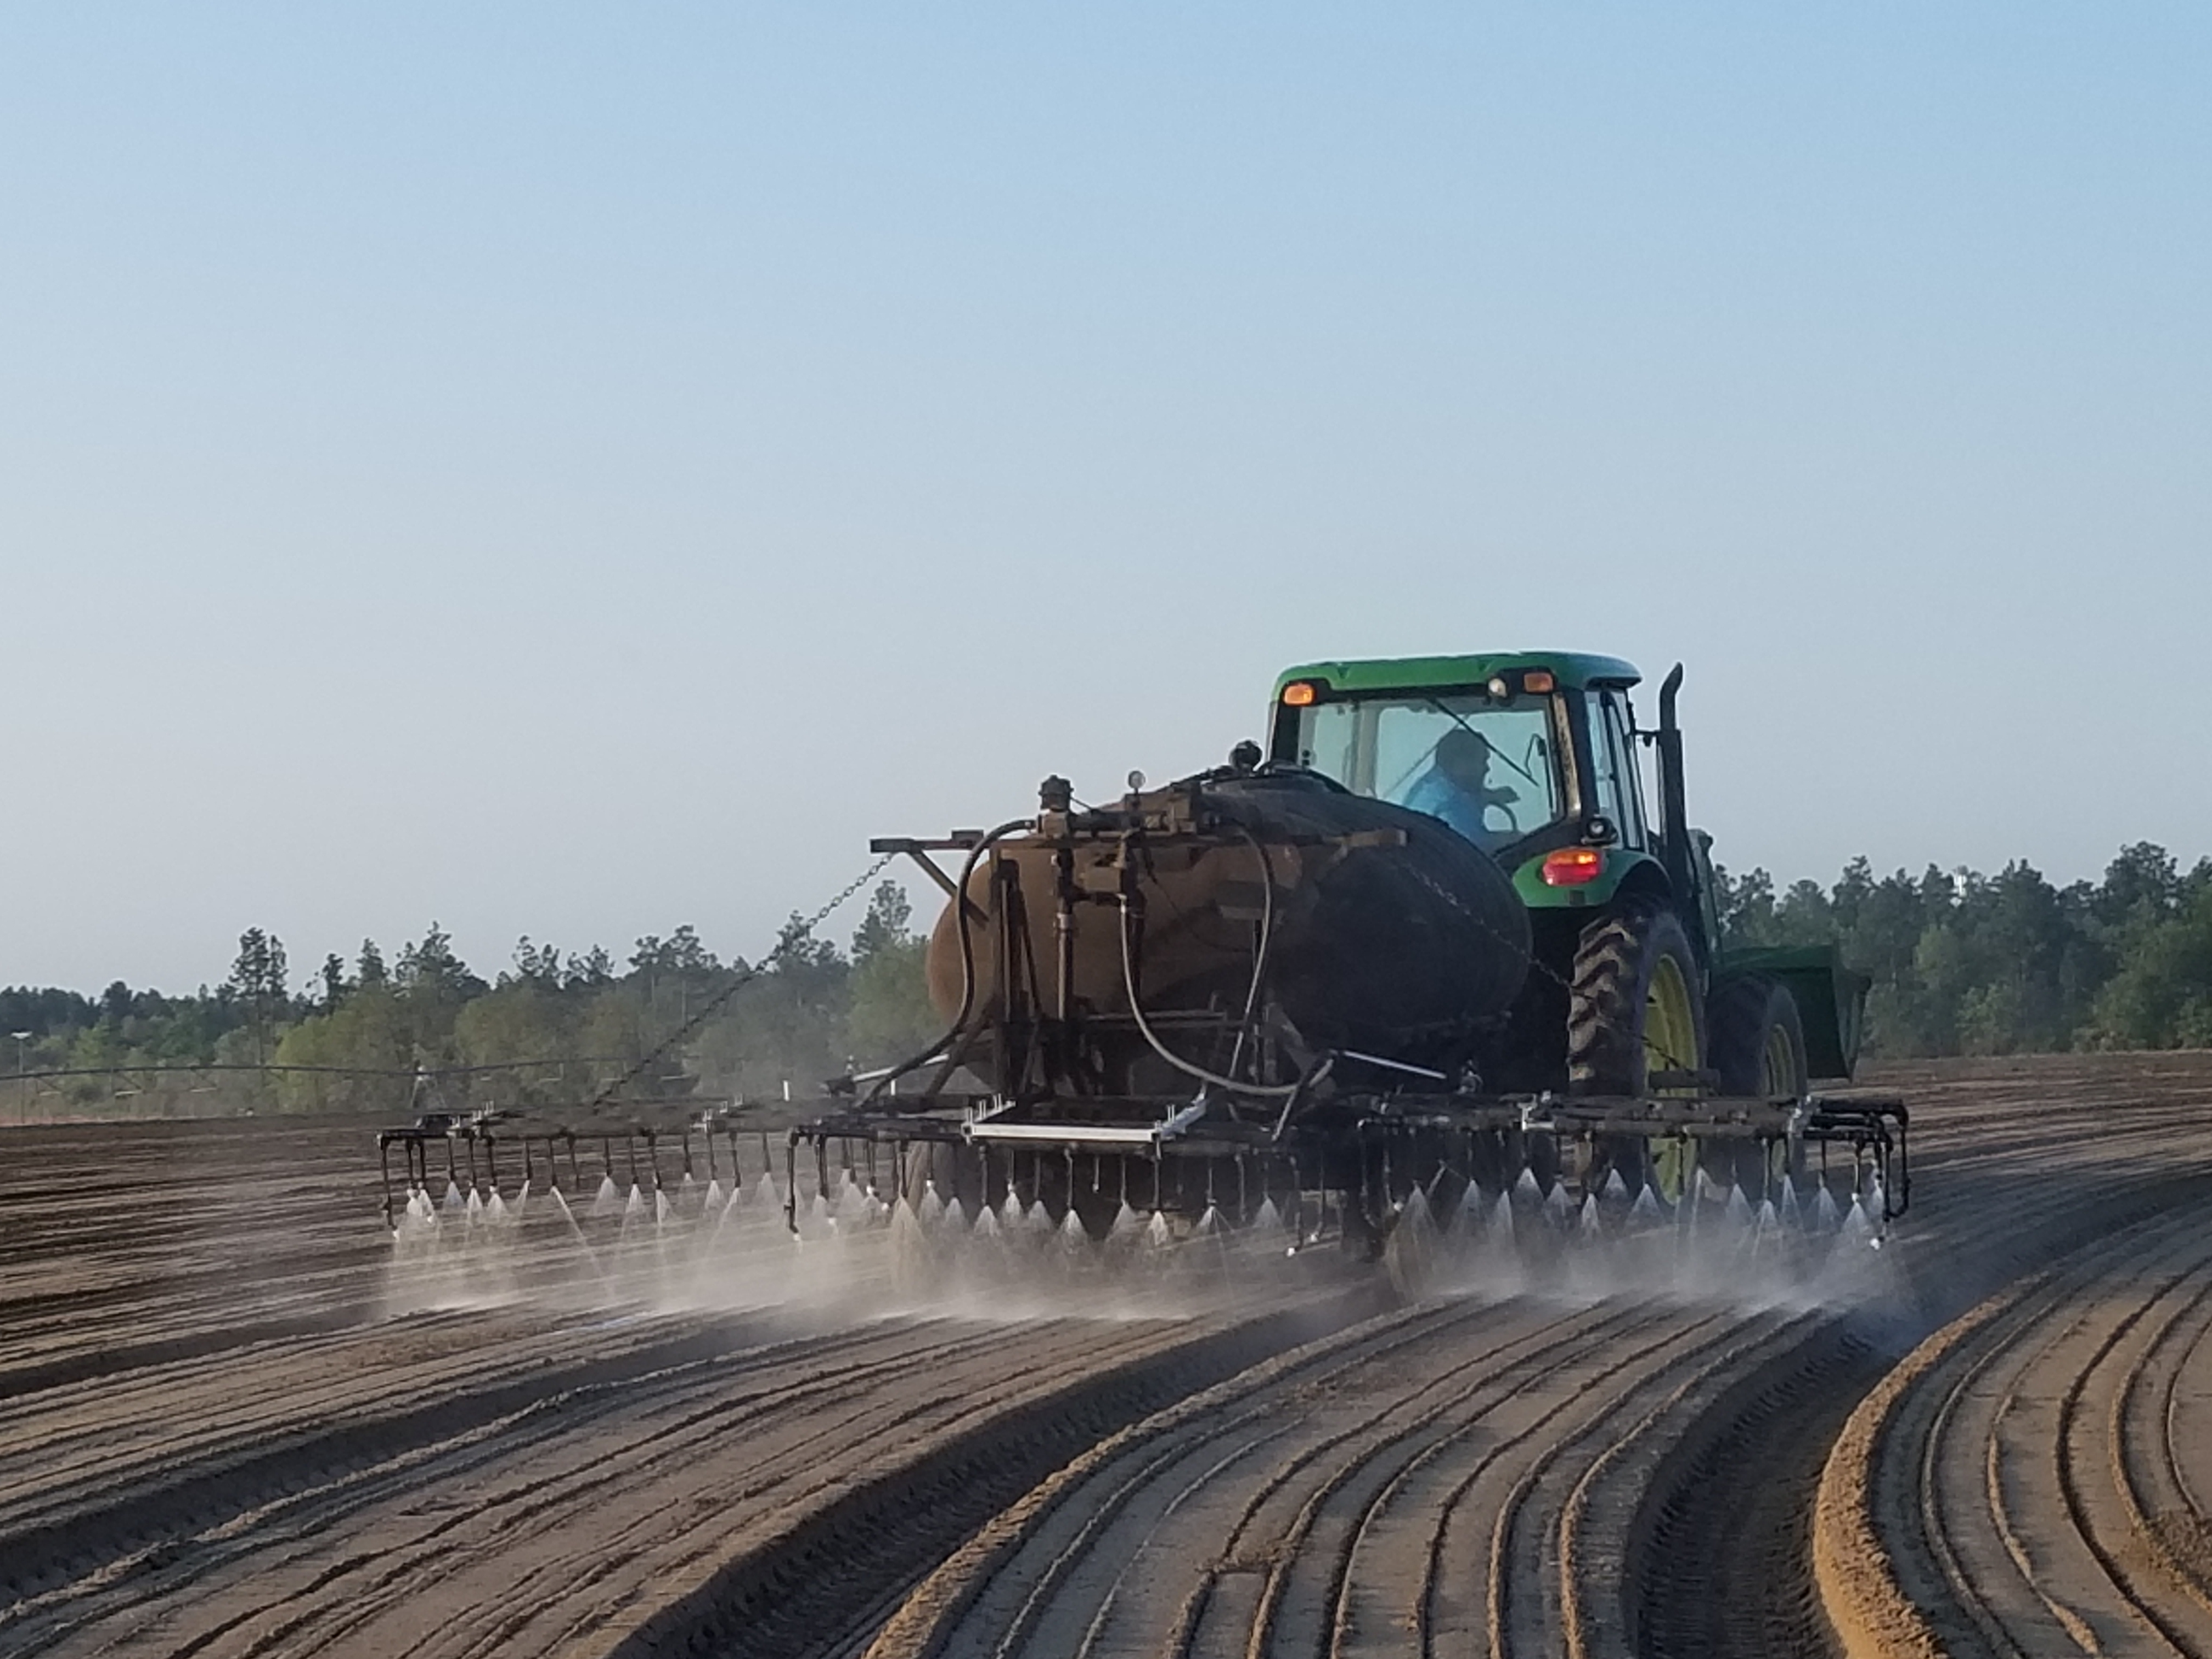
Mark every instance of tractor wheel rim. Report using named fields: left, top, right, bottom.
left=1644, top=953, right=1697, bottom=1093
left=1761, top=1024, right=1796, bottom=1096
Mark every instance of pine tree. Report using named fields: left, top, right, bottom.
left=851, top=882, right=914, bottom=962
left=228, top=928, right=289, bottom=1067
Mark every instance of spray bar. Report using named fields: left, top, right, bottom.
left=962, top=1101, right=1209, bottom=1150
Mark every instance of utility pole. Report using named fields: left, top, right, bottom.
left=11, top=1032, right=31, bottom=1125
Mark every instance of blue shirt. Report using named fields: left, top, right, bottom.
left=1403, top=766, right=1510, bottom=845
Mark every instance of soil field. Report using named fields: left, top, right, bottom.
left=4, top=1053, right=2211, bottom=1659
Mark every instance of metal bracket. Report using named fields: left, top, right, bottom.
left=962, top=1100, right=1207, bottom=1151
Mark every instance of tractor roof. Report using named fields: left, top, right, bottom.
left=1272, top=651, right=1642, bottom=696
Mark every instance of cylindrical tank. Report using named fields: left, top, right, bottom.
left=924, top=769, right=1531, bottom=1091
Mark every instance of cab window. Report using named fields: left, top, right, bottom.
left=1586, top=691, right=1648, bottom=847
left=1291, top=691, right=1565, bottom=851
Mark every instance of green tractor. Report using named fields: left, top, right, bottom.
left=374, top=646, right=1905, bottom=1264
left=1266, top=650, right=1869, bottom=1198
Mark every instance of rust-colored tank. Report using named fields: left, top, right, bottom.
left=923, top=768, right=1531, bottom=1093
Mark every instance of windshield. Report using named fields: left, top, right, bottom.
left=1289, top=692, right=1566, bottom=850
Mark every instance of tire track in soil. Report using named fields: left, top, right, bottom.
left=145, top=1324, right=1121, bottom=1659
left=5, top=1247, right=1379, bottom=1659
left=1628, top=1321, right=1895, bottom=1657
left=862, top=1293, right=1823, bottom=1659
left=2117, top=1254, right=2212, bottom=1622
left=12, top=1058, right=2212, bottom=1659
left=0, top=1319, right=875, bottom=1626
left=1487, top=1310, right=1813, bottom=1659
left=868, top=1060, right=2212, bottom=1659
left=862, top=1295, right=1590, bottom=1659
left=1589, top=1084, right=2210, bottom=1659
left=1819, top=1182, right=2212, bottom=1658
left=0, top=1308, right=381, bottom=1402
left=258, top=1312, right=1329, bottom=1659
left=1203, top=1299, right=1663, bottom=1659
left=0, top=1119, right=398, bottom=1401
left=1640, top=1147, right=2212, bottom=1659
left=0, top=1313, right=772, bottom=1544
left=0, top=1109, right=1379, bottom=1659
left=605, top=1297, right=1379, bottom=1659
left=922, top=1294, right=1562, bottom=1659
left=1654, top=1079, right=2212, bottom=1659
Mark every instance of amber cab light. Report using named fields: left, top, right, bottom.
left=1281, top=681, right=1317, bottom=707
left=1522, top=668, right=1557, bottom=693
left=1541, top=847, right=1605, bottom=887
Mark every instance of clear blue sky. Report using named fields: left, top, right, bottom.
left=2, top=3, right=2206, bottom=991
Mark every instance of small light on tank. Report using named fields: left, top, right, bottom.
left=1281, top=681, right=1317, bottom=707
left=1541, top=847, right=1605, bottom=887
left=1523, top=669, right=1557, bottom=693
left=1486, top=676, right=1510, bottom=699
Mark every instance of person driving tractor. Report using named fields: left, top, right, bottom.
left=1404, top=726, right=1521, bottom=848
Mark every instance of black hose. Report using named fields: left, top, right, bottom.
left=860, top=817, right=1031, bottom=1107
left=1115, top=892, right=1325, bottom=1099
left=1224, top=826, right=1276, bottom=1082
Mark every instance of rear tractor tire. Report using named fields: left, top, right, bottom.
left=1568, top=898, right=1708, bottom=1204
left=1567, top=899, right=1708, bottom=1094
left=1708, top=972, right=1810, bottom=1200
left=1708, top=973, right=1809, bottom=1097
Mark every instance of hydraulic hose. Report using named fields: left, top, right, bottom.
left=860, top=817, right=1032, bottom=1107
left=1224, top=826, right=1275, bottom=1082
left=1116, top=890, right=1328, bottom=1100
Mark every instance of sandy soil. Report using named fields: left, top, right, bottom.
left=4, top=1054, right=2211, bottom=1659
left=1817, top=1054, right=2212, bottom=1658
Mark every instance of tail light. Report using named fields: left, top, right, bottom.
left=1541, top=847, right=1605, bottom=887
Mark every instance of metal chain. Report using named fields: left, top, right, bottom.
left=1401, top=859, right=1692, bottom=1076
left=586, top=851, right=900, bottom=1110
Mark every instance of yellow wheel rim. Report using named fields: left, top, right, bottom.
left=1644, top=953, right=1699, bottom=1094
left=1760, top=1024, right=1797, bottom=1096
left=1651, top=1136, right=1694, bottom=1204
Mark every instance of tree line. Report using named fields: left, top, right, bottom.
left=1713, top=841, right=2212, bottom=1054
left=0, top=884, right=941, bottom=1114
left=3, top=843, right=2209, bottom=1116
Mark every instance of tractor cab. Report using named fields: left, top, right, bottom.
left=1267, top=652, right=1684, bottom=924
left=1267, top=649, right=1866, bottom=1089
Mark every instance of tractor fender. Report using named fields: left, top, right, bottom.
left=1713, top=944, right=1870, bottom=1080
